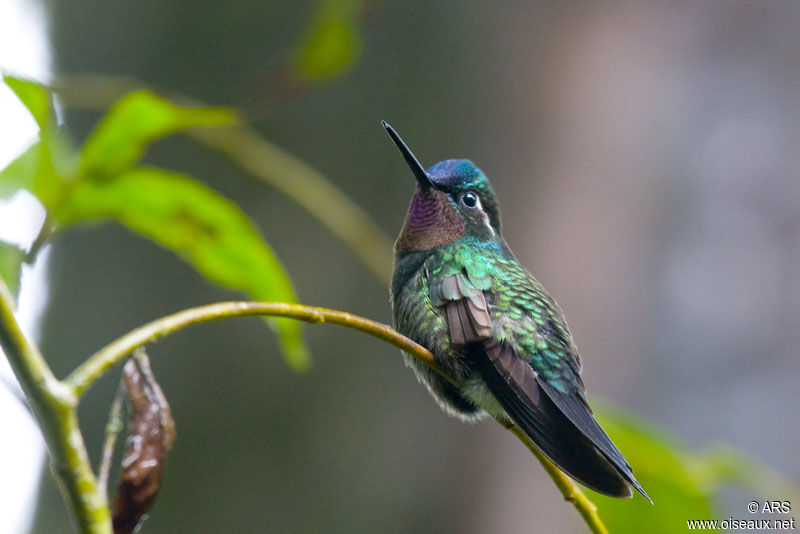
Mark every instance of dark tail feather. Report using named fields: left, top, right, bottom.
left=538, top=379, right=651, bottom=502
left=471, top=341, right=646, bottom=499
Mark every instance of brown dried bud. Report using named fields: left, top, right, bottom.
left=112, top=351, right=176, bottom=534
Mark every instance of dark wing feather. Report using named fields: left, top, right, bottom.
left=473, top=338, right=635, bottom=498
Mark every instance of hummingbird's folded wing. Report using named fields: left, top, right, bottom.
left=432, top=272, right=648, bottom=499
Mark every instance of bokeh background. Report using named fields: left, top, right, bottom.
left=8, top=0, right=800, bottom=532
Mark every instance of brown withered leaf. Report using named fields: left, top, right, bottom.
left=112, top=351, right=176, bottom=534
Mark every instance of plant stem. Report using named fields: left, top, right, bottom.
left=64, top=300, right=606, bottom=533
left=97, top=384, right=125, bottom=496
left=66, top=301, right=447, bottom=396
left=496, top=418, right=609, bottom=534
left=0, top=279, right=111, bottom=533
left=25, top=214, right=54, bottom=264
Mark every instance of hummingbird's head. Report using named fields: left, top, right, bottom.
left=383, top=122, right=502, bottom=255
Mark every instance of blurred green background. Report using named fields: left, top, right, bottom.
left=13, top=0, right=800, bottom=532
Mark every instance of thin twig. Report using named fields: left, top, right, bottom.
left=496, top=418, right=609, bottom=534
left=25, top=215, right=53, bottom=264
left=97, top=382, right=125, bottom=496
left=66, top=301, right=447, bottom=397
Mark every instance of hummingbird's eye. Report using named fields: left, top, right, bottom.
left=461, top=191, right=479, bottom=209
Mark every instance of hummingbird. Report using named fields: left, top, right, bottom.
left=384, top=121, right=649, bottom=500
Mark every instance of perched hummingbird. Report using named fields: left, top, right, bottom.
left=384, top=121, right=648, bottom=500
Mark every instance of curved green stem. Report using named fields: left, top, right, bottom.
left=66, top=301, right=447, bottom=397
left=0, top=279, right=111, bottom=533
left=64, top=300, right=606, bottom=533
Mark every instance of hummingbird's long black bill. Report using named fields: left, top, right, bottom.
left=381, top=121, right=434, bottom=188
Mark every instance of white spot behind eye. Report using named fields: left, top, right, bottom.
left=481, top=210, right=495, bottom=237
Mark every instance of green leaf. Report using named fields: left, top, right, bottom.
left=294, top=0, right=362, bottom=83
left=1, top=76, right=68, bottom=207
left=0, top=142, right=40, bottom=199
left=589, top=408, right=716, bottom=533
left=0, top=137, right=68, bottom=206
left=56, top=167, right=309, bottom=370
left=0, top=240, right=24, bottom=297
left=80, top=91, right=237, bottom=178
left=2, top=74, right=52, bottom=131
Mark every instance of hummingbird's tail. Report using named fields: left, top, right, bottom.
left=471, top=340, right=650, bottom=501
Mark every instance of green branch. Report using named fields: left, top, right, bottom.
left=66, top=301, right=447, bottom=396
left=0, top=279, right=111, bottom=533
left=497, top=418, right=609, bottom=534
left=64, top=300, right=607, bottom=533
